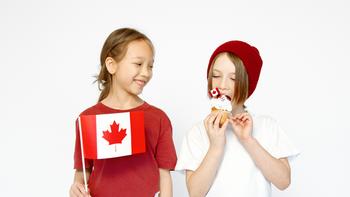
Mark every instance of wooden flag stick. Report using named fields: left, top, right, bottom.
left=78, top=117, right=88, bottom=192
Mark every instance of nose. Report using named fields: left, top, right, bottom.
left=218, top=77, right=229, bottom=90
left=140, top=64, right=152, bottom=78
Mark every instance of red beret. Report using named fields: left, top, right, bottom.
left=207, top=40, right=263, bottom=98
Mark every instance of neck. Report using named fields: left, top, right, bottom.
left=231, top=104, right=246, bottom=115
left=101, top=85, right=143, bottom=110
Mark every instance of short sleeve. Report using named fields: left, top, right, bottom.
left=155, top=115, right=177, bottom=170
left=74, top=118, right=93, bottom=169
left=268, top=118, right=300, bottom=161
left=175, top=123, right=209, bottom=172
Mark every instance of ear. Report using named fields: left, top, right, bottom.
left=105, top=57, right=118, bottom=74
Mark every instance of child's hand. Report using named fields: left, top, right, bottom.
left=69, top=182, right=91, bottom=197
left=204, top=111, right=229, bottom=150
left=229, top=112, right=253, bottom=141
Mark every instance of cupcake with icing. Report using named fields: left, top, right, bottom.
left=209, top=88, right=232, bottom=126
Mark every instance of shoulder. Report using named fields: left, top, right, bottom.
left=143, top=103, right=174, bottom=131
left=145, top=103, right=168, bottom=115
left=179, top=121, right=210, bottom=154
left=79, top=103, right=102, bottom=116
left=145, top=103, right=170, bottom=121
left=250, top=112, right=281, bottom=134
left=250, top=112, right=284, bottom=140
left=186, top=121, right=208, bottom=143
left=190, top=121, right=206, bottom=134
left=250, top=112, right=279, bottom=128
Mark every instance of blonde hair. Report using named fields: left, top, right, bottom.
left=207, top=52, right=249, bottom=105
left=96, top=28, right=154, bottom=102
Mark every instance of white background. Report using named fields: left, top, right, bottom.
left=1, top=0, right=349, bottom=196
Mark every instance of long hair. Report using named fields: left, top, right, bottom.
left=96, top=28, right=154, bottom=102
left=207, top=52, right=249, bottom=105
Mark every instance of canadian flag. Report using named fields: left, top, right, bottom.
left=209, top=88, right=221, bottom=98
left=78, top=111, right=146, bottom=159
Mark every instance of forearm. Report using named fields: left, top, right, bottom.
left=74, top=169, right=91, bottom=184
left=159, top=169, right=172, bottom=197
left=186, top=147, right=224, bottom=197
left=70, top=169, right=92, bottom=196
left=241, top=137, right=290, bottom=190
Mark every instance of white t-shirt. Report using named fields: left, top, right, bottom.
left=175, top=113, right=300, bottom=197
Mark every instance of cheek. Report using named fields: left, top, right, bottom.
left=148, top=69, right=153, bottom=77
left=230, top=81, right=235, bottom=91
left=116, top=69, right=135, bottom=83
left=230, top=81, right=235, bottom=89
left=211, top=78, right=219, bottom=87
left=124, top=67, right=138, bottom=77
left=231, top=84, right=235, bottom=96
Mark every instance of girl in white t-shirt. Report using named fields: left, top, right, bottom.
left=176, top=40, right=300, bottom=197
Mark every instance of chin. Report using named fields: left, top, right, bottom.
left=129, top=88, right=143, bottom=96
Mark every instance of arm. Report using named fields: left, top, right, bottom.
left=230, top=113, right=291, bottom=190
left=186, top=112, right=228, bottom=197
left=241, top=138, right=291, bottom=190
left=69, top=169, right=91, bottom=197
left=159, top=168, right=173, bottom=197
left=186, top=147, right=224, bottom=197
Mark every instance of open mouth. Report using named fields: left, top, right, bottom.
left=222, top=95, right=232, bottom=101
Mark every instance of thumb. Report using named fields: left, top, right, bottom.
left=84, top=193, right=91, bottom=197
left=221, top=119, right=229, bottom=130
left=84, top=188, right=91, bottom=197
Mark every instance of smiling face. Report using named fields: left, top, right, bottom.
left=107, top=39, right=154, bottom=96
left=208, top=52, right=249, bottom=106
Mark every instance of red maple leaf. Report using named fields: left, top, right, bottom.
left=102, top=121, right=127, bottom=145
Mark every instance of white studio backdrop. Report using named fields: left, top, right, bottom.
left=1, top=0, right=349, bottom=196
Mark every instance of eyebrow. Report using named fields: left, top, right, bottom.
left=131, top=56, right=154, bottom=62
left=131, top=57, right=145, bottom=60
left=213, top=69, right=235, bottom=75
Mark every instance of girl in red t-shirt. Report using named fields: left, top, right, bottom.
left=69, top=28, right=177, bottom=197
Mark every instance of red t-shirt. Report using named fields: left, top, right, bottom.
left=74, top=102, right=177, bottom=197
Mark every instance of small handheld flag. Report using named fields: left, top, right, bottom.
left=78, top=111, right=146, bottom=159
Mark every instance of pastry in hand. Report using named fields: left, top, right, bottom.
left=209, top=88, right=232, bottom=126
